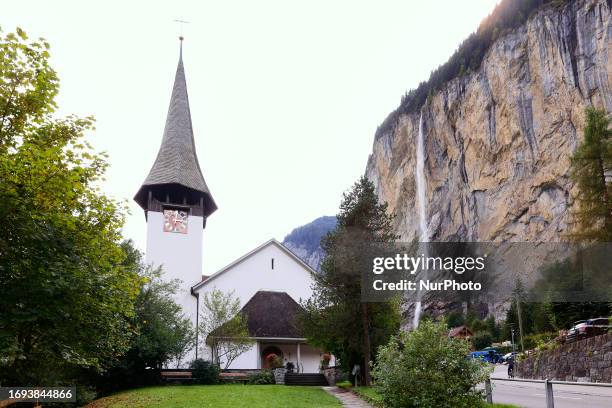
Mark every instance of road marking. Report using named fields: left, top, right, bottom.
left=533, top=393, right=581, bottom=400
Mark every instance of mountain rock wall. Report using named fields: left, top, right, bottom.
left=366, top=0, right=611, bottom=244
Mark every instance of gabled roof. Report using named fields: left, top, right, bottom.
left=134, top=41, right=216, bottom=215
left=239, top=291, right=304, bottom=338
left=192, top=238, right=316, bottom=292
left=448, top=325, right=473, bottom=337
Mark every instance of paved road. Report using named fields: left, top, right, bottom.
left=484, top=364, right=612, bottom=408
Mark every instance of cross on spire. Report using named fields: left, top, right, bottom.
left=173, top=19, right=190, bottom=38
left=173, top=19, right=190, bottom=57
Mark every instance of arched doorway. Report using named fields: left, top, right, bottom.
left=261, top=345, right=283, bottom=369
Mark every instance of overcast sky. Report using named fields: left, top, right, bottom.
left=4, top=0, right=498, bottom=274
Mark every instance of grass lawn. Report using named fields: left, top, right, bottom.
left=85, top=384, right=341, bottom=408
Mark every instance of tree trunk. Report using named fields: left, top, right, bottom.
left=516, top=297, right=525, bottom=352
left=361, top=302, right=372, bottom=386
left=596, top=155, right=612, bottom=231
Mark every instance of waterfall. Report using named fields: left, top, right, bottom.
left=413, top=112, right=429, bottom=329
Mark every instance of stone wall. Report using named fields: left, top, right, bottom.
left=516, top=333, right=612, bottom=383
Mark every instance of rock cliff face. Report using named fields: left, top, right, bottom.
left=366, top=0, right=611, bottom=244
left=283, top=216, right=337, bottom=271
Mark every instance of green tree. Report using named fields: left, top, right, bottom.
left=569, top=107, right=612, bottom=241
left=472, top=332, right=493, bottom=350
left=301, top=176, right=400, bottom=386
left=484, top=316, right=501, bottom=341
left=446, top=311, right=465, bottom=329
left=199, top=289, right=253, bottom=369
left=373, top=321, right=489, bottom=408
left=101, top=252, right=195, bottom=391
left=0, top=28, right=141, bottom=386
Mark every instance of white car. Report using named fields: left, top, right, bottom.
left=502, top=352, right=517, bottom=363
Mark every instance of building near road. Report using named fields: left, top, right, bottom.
left=448, top=325, right=473, bottom=340
left=134, top=39, right=328, bottom=371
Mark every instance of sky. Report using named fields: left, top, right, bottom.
left=3, top=0, right=499, bottom=274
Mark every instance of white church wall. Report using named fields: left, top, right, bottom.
left=146, top=210, right=203, bottom=364
left=194, top=242, right=314, bottom=307
left=219, top=343, right=259, bottom=370
left=299, top=344, right=324, bottom=373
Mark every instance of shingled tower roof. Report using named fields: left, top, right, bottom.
left=134, top=39, right=216, bottom=216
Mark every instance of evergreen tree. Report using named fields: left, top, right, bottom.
left=569, top=107, right=612, bottom=241
left=301, top=177, right=400, bottom=386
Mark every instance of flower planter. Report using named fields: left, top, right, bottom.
left=273, top=368, right=287, bottom=384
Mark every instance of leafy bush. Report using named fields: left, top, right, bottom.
left=523, top=332, right=557, bottom=351
left=373, top=321, right=490, bottom=408
left=247, top=370, right=275, bottom=385
left=75, top=385, right=98, bottom=406
left=472, top=331, right=493, bottom=350
left=190, top=359, right=219, bottom=384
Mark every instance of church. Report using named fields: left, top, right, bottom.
left=133, top=39, right=327, bottom=372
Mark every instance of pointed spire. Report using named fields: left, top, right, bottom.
left=134, top=39, right=216, bottom=216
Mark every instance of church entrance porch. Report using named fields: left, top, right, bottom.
left=257, top=340, right=323, bottom=373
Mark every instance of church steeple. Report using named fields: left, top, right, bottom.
left=134, top=38, right=216, bottom=221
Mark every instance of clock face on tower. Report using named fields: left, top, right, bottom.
left=163, top=209, right=189, bottom=234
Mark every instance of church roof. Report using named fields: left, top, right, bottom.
left=209, top=291, right=305, bottom=340
left=134, top=41, right=216, bottom=214
left=243, top=291, right=304, bottom=338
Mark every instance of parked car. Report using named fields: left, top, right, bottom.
left=470, top=349, right=503, bottom=364
left=566, top=318, right=610, bottom=343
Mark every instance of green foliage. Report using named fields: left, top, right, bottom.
left=247, top=370, right=275, bottom=385
left=373, top=321, right=490, bottom=408
left=200, top=289, right=254, bottom=369
left=484, top=316, right=502, bottom=341
left=503, top=300, right=554, bottom=340
left=0, top=27, right=141, bottom=386
left=300, top=177, right=400, bottom=385
left=446, top=312, right=465, bottom=329
left=522, top=332, right=557, bottom=351
left=100, top=253, right=196, bottom=391
left=74, top=385, right=98, bottom=407
left=569, top=107, right=612, bottom=241
left=376, top=0, right=568, bottom=138
left=472, top=331, right=493, bottom=350
left=529, top=250, right=611, bottom=331
left=190, top=359, right=220, bottom=385
left=130, top=264, right=195, bottom=369
left=467, top=314, right=488, bottom=334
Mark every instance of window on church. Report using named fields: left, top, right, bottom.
left=271, top=258, right=274, bottom=270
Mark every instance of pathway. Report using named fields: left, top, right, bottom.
left=322, top=386, right=374, bottom=408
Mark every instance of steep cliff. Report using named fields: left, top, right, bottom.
left=283, top=216, right=337, bottom=271
left=366, top=0, right=611, bottom=244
